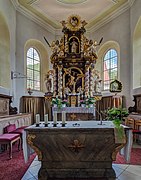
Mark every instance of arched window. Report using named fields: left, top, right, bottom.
left=26, top=47, right=40, bottom=91
left=103, top=49, right=118, bottom=90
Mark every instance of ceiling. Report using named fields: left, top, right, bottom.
left=13, top=0, right=134, bottom=32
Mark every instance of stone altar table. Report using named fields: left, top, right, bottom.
left=24, top=121, right=130, bottom=180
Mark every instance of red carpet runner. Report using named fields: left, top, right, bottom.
left=114, top=148, right=141, bottom=165
left=0, top=145, right=35, bottom=180
left=0, top=146, right=141, bottom=180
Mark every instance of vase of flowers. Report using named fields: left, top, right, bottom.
left=62, top=99, right=68, bottom=107
left=80, top=99, right=85, bottom=107
left=85, top=97, right=96, bottom=108
left=52, top=97, right=62, bottom=109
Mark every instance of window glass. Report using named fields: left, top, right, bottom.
left=26, top=47, right=40, bottom=90
left=103, top=49, right=118, bottom=90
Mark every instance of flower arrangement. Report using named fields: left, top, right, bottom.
left=80, top=99, right=85, bottom=105
left=62, top=99, right=68, bottom=107
left=52, top=97, right=62, bottom=109
left=107, top=107, right=129, bottom=127
left=85, top=97, right=96, bottom=105
left=62, top=99, right=68, bottom=104
left=107, top=107, right=129, bottom=140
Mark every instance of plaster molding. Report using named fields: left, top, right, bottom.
left=11, top=0, right=56, bottom=34
left=128, top=0, right=136, bottom=7
left=11, top=0, right=135, bottom=35
left=88, top=0, right=132, bottom=33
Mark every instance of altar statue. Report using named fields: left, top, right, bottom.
left=45, top=74, right=52, bottom=93
left=70, top=39, right=78, bottom=53
left=51, top=40, right=60, bottom=54
left=93, top=70, right=102, bottom=94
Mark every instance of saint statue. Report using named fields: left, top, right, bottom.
left=45, top=74, right=52, bottom=93
left=70, top=39, right=78, bottom=53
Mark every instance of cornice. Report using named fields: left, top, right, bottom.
left=11, top=0, right=56, bottom=35
left=11, top=0, right=135, bottom=35
left=128, top=0, right=136, bottom=7
left=88, top=0, right=134, bottom=33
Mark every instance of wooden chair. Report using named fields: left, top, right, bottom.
left=134, top=120, right=141, bottom=142
left=125, top=118, right=141, bottom=142
left=0, top=133, right=21, bottom=159
left=125, top=117, right=135, bottom=129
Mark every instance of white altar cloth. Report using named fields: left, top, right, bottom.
left=52, top=107, right=95, bottom=116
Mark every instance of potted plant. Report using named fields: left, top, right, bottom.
left=80, top=99, right=85, bottom=107
left=85, top=97, right=96, bottom=108
left=107, top=107, right=129, bottom=127
left=62, top=99, right=68, bottom=107
left=107, top=107, right=129, bottom=140
left=52, top=97, right=62, bottom=109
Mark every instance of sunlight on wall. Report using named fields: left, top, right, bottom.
left=0, top=13, right=10, bottom=88
left=133, top=17, right=141, bottom=89
left=24, top=39, right=49, bottom=92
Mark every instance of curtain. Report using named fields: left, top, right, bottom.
left=96, top=96, right=123, bottom=120
left=44, top=97, right=52, bottom=121
left=20, top=96, right=45, bottom=124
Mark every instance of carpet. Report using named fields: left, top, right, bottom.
left=0, top=144, right=35, bottom=180
left=0, top=146, right=141, bottom=180
left=114, top=148, right=141, bottom=165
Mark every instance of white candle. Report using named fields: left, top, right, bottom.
left=53, top=111, right=57, bottom=124
left=36, top=114, right=40, bottom=124
left=44, top=114, right=48, bottom=124
left=62, top=111, right=66, bottom=124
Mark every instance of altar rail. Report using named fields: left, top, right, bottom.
left=0, top=113, right=32, bottom=135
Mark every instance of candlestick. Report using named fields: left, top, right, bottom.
left=44, top=114, right=48, bottom=124
left=53, top=111, right=57, bottom=125
left=62, top=111, right=66, bottom=125
left=36, top=114, right=40, bottom=126
left=44, top=114, right=48, bottom=127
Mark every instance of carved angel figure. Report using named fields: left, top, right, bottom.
left=44, top=74, right=53, bottom=93
left=51, top=40, right=60, bottom=54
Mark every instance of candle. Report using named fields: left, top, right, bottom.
left=44, top=114, right=48, bottom=124
left=53, top=111, right=57, bottom=124
left=62, top=111, right=66, bottom=124
left=36, top=114, right=40, bottom=124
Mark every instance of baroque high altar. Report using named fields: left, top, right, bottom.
left=45, top=15, right=102, bottom=107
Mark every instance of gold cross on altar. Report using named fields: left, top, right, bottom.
left=70, top=113, right=77, bottom=121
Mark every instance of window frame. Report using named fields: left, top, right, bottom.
left=102, top=48, right=118, bottom=91
left=26, top=47, right=41, bottom=91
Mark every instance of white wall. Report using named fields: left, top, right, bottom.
left=130, top=0, right=141, bottom=96
left=0, top=0, right=16, bottom=97
left=90, top=10, right=131, bottom=107
left=14, top=12, right=55, bottom=109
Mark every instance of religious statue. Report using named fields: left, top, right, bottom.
left=44, top=74, right=53, bottom=93
left=95, top=79, right=102, bottom=93
left=66, top=71, right=76, bottom=92
left=51, top=40, right=60, bottom=55
left=93, top=70, right=102, bottom=94
left=70, top=16, right=78, bottom=27
left=84, top=39, right=97, bottom=58
left=70, top=38, right=78, bottom=53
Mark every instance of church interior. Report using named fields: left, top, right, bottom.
left=0, top=0, right=141, bottom=180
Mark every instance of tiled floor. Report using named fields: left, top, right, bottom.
left=22, top=143, right=141, bottom=180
